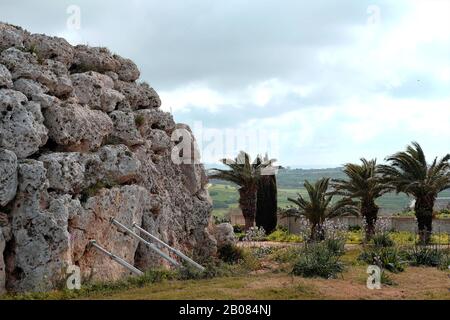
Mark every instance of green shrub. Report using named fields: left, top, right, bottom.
left=291, top=244, right=345, bottom=279
left=233, top=224, right=245, bottom=234
left=390, top=231, right=417, bottom=245
left=235, top=232, right=246, bottom=241
left=126, top=269, right=175, bottom=287
left=405, top=246, right=446, bottom=267
left=345, top=230, right=363, bottom=244
left=134, top=115, right=145, bottom=127
left=381, top=271, right=397, bottom=286
left=358, top=246, right=407, bottom=273
left=80, top=181, right=118, bottom=202
left=213, top=216, right=230, bottom=224
left=430, top=233, right=449, bottom=245
left=324, top=238, right=346, bottom=256
left=348, top=225, right=361, bottom=232
left=270, top=246, right=302, bottom=264
left=267, top=229, right=302, bottom=243
left=217, top=244, right=244, bottom=264
left=394, top=210, right=415, bottom=217
left=242, top=226, right=267, bottom=242
left=252, top=246, right=274, bottom=258
left=371, top=233, right=395, bottom=248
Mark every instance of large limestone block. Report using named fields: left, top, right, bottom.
left=71, top=71, right=124, bottom=112
left=24, top=33, right=74, bottom=66
left=108, top=111, right=144, bottom=146
left=69, top=185, right=147, bottom=281
left=214, top=223, right=236, bottom=248
left=0, top=23, right=27, bottom=51
left=39, top=153, right=85, bottom=194
left=96, top=145, right=141, bottom=184
left=44, top=102, right=113, bottom=152
left=72, top=45, right=121, bottom=74
left=135, top=108, right=175, bottom=137
left=13, top=78, right=58, bottom=109
left=114, top=81, right=160, bottom=110
left=0, top=89, right=48, bottom=158
left=6, top=160, right=72, bottom=293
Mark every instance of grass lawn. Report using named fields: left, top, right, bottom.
left=88, top=266, right=449, bottom=300
left=4, top=247, right=448, bottom=300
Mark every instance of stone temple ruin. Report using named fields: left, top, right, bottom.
left=0, top=23, right=218, bottom=294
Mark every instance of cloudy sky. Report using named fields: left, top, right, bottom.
left=1, top=0, right=449, bottom=167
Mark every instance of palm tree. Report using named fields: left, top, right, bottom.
left=209, top=151, right=276, bottom=230
left=379, top=142, right=450, bottom=243
left=332, top=159, right=389, bottom=240
left=287, top=178, right=358, bottom=241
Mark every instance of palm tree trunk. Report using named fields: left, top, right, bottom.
left=415, top=196, right=434, bottom=244
left=239, top=186, right=257, bottom=231
left=310, top=223, right=325, bottom=242
left=361, top=200, right=379, bottom=241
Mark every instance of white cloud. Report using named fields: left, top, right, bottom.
left=2, top=0, right=449, bottom=167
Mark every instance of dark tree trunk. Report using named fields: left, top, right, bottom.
left=361, top=199, right=379, bottom=241
left=415, top=196, right=434, bottom=244
left=239, top=186, right=257, bottom=231
left=256, top=175, right=278, bottom=234
left=310, top=223, right=325, bottom=242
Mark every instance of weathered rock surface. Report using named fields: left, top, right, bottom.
left=0, top=64, right=12, bottom=88
left=24, top=34, right=74, bottom=66
left=0, top=89, right=48, bottom=158
left=6, top=161, right=71, bottom=292
left=108, top=111, right=144, bottom=146
left=214, top=223, right=236, bottom=248
left=0, top=24, right=27, bottom=51
left=71, top=71, right=124, bottom=112
left=115, top=81, right=161, bottom=110
left=70, top=185, right=147, bottom=281
left=13, top=78, right=58, bottom=109
left=0, top=149, right=17, bottom=206
left=44, top=102, right=113, bottom=152
left=0, top=22, right=215, bottom=293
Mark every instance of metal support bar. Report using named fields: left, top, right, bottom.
left=132, top=222, right=205, bottom=272
left=110, top=218, right=180, bottom=267
left=89, top=240, right=144, bottom=276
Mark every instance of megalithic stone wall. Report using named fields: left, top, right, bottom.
left=0, top=23, right=217, bottom=293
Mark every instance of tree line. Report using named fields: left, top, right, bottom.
left=209, top=142, right=450, bottom=244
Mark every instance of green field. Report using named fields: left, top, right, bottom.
left=209, top=167, right=450, bottom=218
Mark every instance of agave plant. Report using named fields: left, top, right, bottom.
left=332, top=159, right=390, bottom=240
left=379, top=142, right=450, bottom=244
left=209, top=151, right=276, bottom=230
left=287, top=178, right=359, bottom=241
